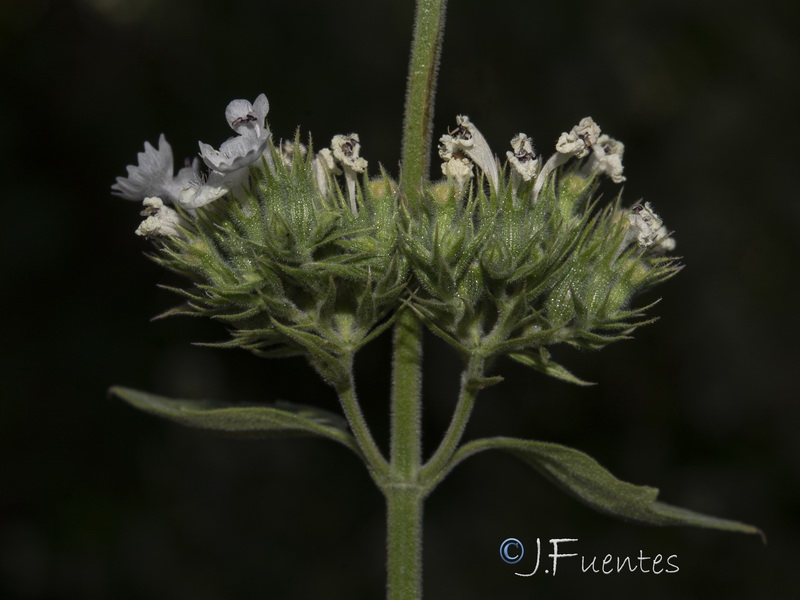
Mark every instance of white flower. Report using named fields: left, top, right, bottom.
left=331, top=134, right=368, bottom=173
left=506, top=133, right=539, bottom=183
left=135, top=197, right=183, bottom=238
left=199, top=135, right=270, bottom=173
left=440, top=156, right=474, bottom=191
left=199, top=94, right=273, bottom=173
left=312, top=147, right=342, bottom=198
left=534, top=117, right=603, bottom=202
left=331, top=134, right=368, bottom=215
left=585, top=134, right=626, bottom=183
left=112, top=134, right=200, bottom=203
left=177, top=170, right=230, bottom=209
left=556, top=116, right=601, bottom=158
left=438, top=115, right=499, bottom=191
left=225, top=94, right=269, bottom=137
left=625, top=202, right=675, bottom=252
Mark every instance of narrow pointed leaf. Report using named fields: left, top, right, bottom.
left=508, top=349, right=595, bottom=386
left=447, top=437, right=762, bottom=537
left=109, top=386, right=360, bottom=454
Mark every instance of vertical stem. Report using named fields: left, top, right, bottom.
left=399, top=0, right=448, bottom=196
left=385, top=2, right=448, bottom=597
left=385, top=309, right=424, bottom=600
left=386, top=484, right=424, bottom=600
left=390, top=309, right=423, bottom=476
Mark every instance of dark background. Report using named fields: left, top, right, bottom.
left=2, top=0, right=797, bottom=598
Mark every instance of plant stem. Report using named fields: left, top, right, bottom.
left=399, top=0, right=448, bottom=196
left=421, top=356, right=484, bottom=486
left=385, top=309, right=424, bottom=600
left=385, top=483, right=425, bottom=600
left=390, top=309, right=423, bottom=477
left=336, top=362, right=389, bottom=480
left=385, top=1, right=448, bottom=597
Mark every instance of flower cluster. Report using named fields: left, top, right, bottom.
left=113, top=95, right=678, bottom=384
left=412, top=115, right=678, bottom=380
left=434, top=114, right=674, bottom=253
left=112, top=94, right=371, bottom=218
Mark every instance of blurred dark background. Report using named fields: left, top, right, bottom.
left=1, top=0, right=797, bottom=598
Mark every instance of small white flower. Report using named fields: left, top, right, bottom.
left=199, top=94, right=273, bottom=174
left=441, top=156, right=474, bottom=191
left=225, top=94, right=269, bottom=137
left=438, top=116, right=499, bottom=191
left=177, top=170, right=230, bottom=209
left=199, top=135, right=271, bottom=173
left=556, top=116, right=601, bottom=159
left=625, top=202, right=675, bottom=252
left=534, top=117, right=603, bottom=202
left=506, top=133, right=539, bottom=183
left=312, top=147, right=342, bottom=198
left=112, top=135, right=200, bottom=203
left=331, top=134, right=368, bottom=173
left=135, top=197, right=183, bottom=238
left=585, top=134, right=626, bottom=183
left=331, top=134, right=368, bottom=215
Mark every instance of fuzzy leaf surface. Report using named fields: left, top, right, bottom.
left=448, top=437, right=762, bottom=537
left=110, top=386, right=360, bottom=454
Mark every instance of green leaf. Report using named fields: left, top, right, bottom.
left=447, top=437, right=763, bottom=538
left=508, top=347, right=595, bottom=386
left=109, top=386, right=360, bottom=454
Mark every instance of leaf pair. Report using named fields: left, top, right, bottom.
left=110, top=386, right=762, bottom=540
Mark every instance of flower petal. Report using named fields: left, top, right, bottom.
left=112, top=134, right=176, bottom=201
left=506, top=133, right=539, bottom=182
left=556, top=117, right=601, bottom=159
left=439, top=116, right=499, bottom=191
left=135, top=197, right=183, bottom=238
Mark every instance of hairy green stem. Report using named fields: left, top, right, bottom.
left=385, top=310, right=424, bottom=600
left=385, top=483, right=425, bottom=600
left=385, top=1, right=448, bottom=597
left=336, top=362, right=389, bottom=480
left=390, top=309, right=423, bottom=477
left=421, top=356, right=484, bottom=485
left=399, top=0, right=448, bottom=196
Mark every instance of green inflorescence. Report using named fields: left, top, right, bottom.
left=148, top=142, right=679, bottom=386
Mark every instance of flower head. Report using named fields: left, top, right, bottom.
left=439, top=116, right=499, bottom=191
left=112, top=135, right=200, bottom=203
left=440, top=155, right=474, bottom=190
left=586, top=134, right=626, bottom=183
left=135, top=197, right=183, bottom=238
left=556, top=117, right=601, bottom=159
left=506, top=133, right=539, bottom=182
left=331, top=134, right=368, bottom=174
left=625, top=202, right=675, bottom=252
left=199, top=94, right=273, bottom=174
left=331, top=134, right=368, bottom=214
left=225, top=94, right=269, bottom=137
